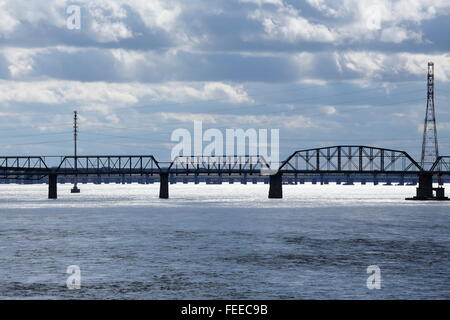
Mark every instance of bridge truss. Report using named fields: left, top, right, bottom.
left=279, top=146, right=421, bottom=173
left=0, top=146, right=449, bottom=200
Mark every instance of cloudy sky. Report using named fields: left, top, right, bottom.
left=1, top=0, right=450, bottom=161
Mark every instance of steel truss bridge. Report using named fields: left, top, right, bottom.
left=1, top=145, right=449, bottom=200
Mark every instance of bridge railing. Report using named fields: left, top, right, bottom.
left=280, top=146, right=422, bottom=173
left=168, top=155, right=272, bottom=173
left=56, top=156, right=160, bottom=173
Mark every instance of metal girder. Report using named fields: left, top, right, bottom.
left=56, top=155, right=160, bottom=174
left=168, top=155, right=271, bottom=174
left=0, top=156, right=48, bottom=171
left=430, top=156, right=450, bottom=172
left=279, top=146, right=422, bottom=173
left=0, top=157, right=49, bottom=178
left=3, top=148, right=448, bottom=178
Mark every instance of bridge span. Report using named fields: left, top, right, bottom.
left=1, top=146, right=449, bottom=201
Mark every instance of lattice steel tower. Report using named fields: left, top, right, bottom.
left=420, top=62, right=439, bottom=170
left=71, top=110, right=81, bottom=193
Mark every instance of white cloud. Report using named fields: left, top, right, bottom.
left=240, top=0, right=283, bottom=6
left=331, top=52, right=450, bottom=82
left=322, top=106, right=337, bottom=115
left=249, top=4, right=336, bottom=43
left=1, top=0, right=449, bottom=158
left=307, top=0, right=450, bottom=22
left=303, top=0, right=450, bottom=44
left=0, top=0, right=66, bottom=37
left=306, top=0, right=339, bottom=17
left=0, top=0, right=183, bottom=43
left=159, top=112, right=218, bottom=124
left=3, top=49, right=37, bottom=78
left=89, top=15, right=133, bottom=42
left=0, top=80, right=252, bottom=105
left=81, top=0, right=183, bottom=42
left=0, top=0, right=448, bottom=49
left=80, top=0, right=182, bottom=42
left=0, top=0, right=20, bottom=37
left=200, top=83, right=252, bottom=103
left=157, top=111, right=319, bottom=129
left=287, top=51, right=450, bottom=83
left=380, top=27, right=422, bottom=43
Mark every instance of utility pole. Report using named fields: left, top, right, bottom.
left=420, top=62, right=439, bottom=170
left=71, top=110, right=80, bottom=193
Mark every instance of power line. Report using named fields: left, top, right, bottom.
left=0, top=131, right=71, bottom=139
left=105, top=84, right=425, bottom=115
left=72, top=94, right=427, bottom=135
left=0, top=139, right=73, bottom=147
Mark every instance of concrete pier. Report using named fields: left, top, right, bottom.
left=48, top=174, right=57, bottom=199
left=268, top=172, right=283, bottom=199
left=417, top=172, right=433, bottom=198
left=159, top=172, right=169, bottom=199
left=71, top=184, right=80, bottom=193
left=406, top=172, right=448, bottom=200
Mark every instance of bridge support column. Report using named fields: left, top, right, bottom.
left=159, top=173, right=169, bottom=199
left=48, top=173, right=57, bottom=199
left=268, top=172, right=283, bottom=199
left=417, top=172, right=433, bottom=199
left=406, top=172, right=448, bottom=200
left=71, top=182, right=80, bottom=193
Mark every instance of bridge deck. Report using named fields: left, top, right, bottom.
left=1, top=145, right=450, bottom=177
left=1, top=146, right=449, bottom=200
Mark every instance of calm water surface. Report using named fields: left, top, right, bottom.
left=0, top=184, right=449, bottom=299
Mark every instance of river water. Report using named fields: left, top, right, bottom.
left=0, top=183, right=449, bottom=299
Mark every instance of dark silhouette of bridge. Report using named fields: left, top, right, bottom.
left=1, top=145, right=449, bottom=200
left=1, top=63, right=448, bottom=201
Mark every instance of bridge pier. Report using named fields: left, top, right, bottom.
left=159, top=172, right=169, bottom=199
left=48, top=173, right=57, bottom=199
left=268, top=172, right=283, bottom=199
left=406, top=172, right=448, bottom=200
left=71, top=183, right=80, bottom=193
